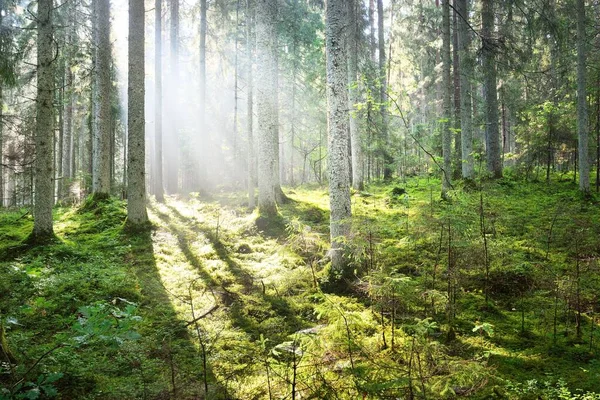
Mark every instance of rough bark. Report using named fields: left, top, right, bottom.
left=457, top=0, right=473, bottom=179
left=377, top=0, right=392, bottom=180
left=255, top=0, right=277, bottom=216
left=482, top=0, right=502, bottom=178
left=62, top=2, right=75, bottom=201
left=155, top=0, right=164, bottom=202
left=326, top=0, right=351, bottom=273
left=93, top=0, right=112, bottom=197
left=452, top=1, right=461, bottom=179
left=246, top=0, right=255, bottom=208
left=347, top=0, right=363, bottom=191
left=576, top=0, right=589, bottom=193
left=127, top=0, right=149, bottom=227
left=32, top=0, right=55, bottom=240
left=441, top=0, right=452, bottom=198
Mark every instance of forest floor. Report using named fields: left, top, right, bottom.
left=1, top=175, right=600, bottom=399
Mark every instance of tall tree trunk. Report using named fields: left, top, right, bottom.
left=256, top=0, right=277, bottom=216
left=452, top=0, right=461, bottom=179
left=369, top=0, right=376, bottom=62
left=127, top=0, right=149, bottom=227
left=246, top=0, right=255, bottom=208
left=93, top=0, right=112, bottom=198
left=377, top=0, right=392, bottom=180
left=482, top=0, right=502, bottom=178
left=0, top=85, right=3, bottom=207
left=457, top=0, right=473, bottom=179
left=441, top=0, right=452, bottom=198
left=347, top=0, right=363, bottom=191
left=32, top=0, right=55, bottom=240
left=166, top=0, right=179, bottom=194
left=576, top=0, right=589, bottom=193
left=62, top=2, right=75, bottom=201
left=155, top=0, right=164, bottom=202
left=326, top=0, right=351, bottom=274
left=199, top=0, right=207, bottom=190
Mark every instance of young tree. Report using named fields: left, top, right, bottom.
left=326, top=0, right=351, bottom=273
left=347, top=0, right=363, bottom=191
left=31, top=0, right=55, bottom=241
left=441, top=0, right=452, bottom=197
left=127, top=0, right=149, bottom=227
left=256, top=0, right=277, bottom=216
left=92, top=0, right=112, bottom=198
left=155, top=0, right=164, bottom=202
left=481, top=0, right=502, bottom=178
left=457, top=0, right=474, bottom=179
left=576, top=0, right=589, bottom=193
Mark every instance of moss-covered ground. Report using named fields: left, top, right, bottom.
left=1, top=176, right=599, bottom=399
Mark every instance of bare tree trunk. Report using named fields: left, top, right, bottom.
left=347, top=0, right=364, bottom=191
left=441, top=0, right=452, bottom=198
left=127, top=0, right=149, bottom=227
left=576, top=0, right=589, bottom=193
left=198, top=0, right=207, bottom=191
left=452, top=0, right=461, bottom=179
left=166, top=0, right=179, bottom=194
left=62, top=2, right=75, bottom=201
left=246, top=0, right=255, bottom=208
left=155, top=0, right=164, bottom=202
left=482, top=0, right=502, bottom=178
left=377, top=0, right=392, bottom=180
left=0, top=85, right=3, bottom=207
left=256, top=0, right=277, bottom=216
left=93, top=0, right=112, bottom=198
left=326, top=0, right=351, bottom=273
left=32, top=0, right=55, bottom=240
left=457, top=0, right=473, bottom=179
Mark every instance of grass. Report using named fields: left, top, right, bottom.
left=1, top=175, right=599, bottom=399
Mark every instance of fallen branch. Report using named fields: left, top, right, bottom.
left=185, top=304, right=219, bottom=327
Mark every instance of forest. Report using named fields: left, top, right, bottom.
left=1, top=0, right=600, bottom=398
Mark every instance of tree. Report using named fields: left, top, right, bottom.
left=576, top=0, right=589, bottom=193
left=325, top=0, right=351, bottom=274
left=165, top=0, right=179, bottom=194
left=30, top=0, right=55, bottom=241
left=255, top=0, right=278, bottom=216
left=347, top=0, right=363, bottom=191
left=61, top=1, right=76, bottom=201
left=246, top=0, right=255, bottom=208
left=377, top=0, right=392, bottom=180
left=481, top=0, right=502, bottom=178
left=92, top=0, right=112, bottom=198
left=441, top=0, right=452, bottom=197
left=127, top=0, right=149, bottom=228
left=198, top=0, right=207, bottom=191
left=154, top=0, right=164, bottom=202
left=456, top=0, right=473, bottom=179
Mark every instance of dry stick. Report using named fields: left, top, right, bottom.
left=189, top=281, right=210, bottom=395
left=11, top=343, right=65, bottom=389
left=480, top=191, right=489, bottom=304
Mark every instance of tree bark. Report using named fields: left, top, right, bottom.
left=246, top=0, right=255, bottom=208
left=155, top=0, right=164, bottom=202
left=347, top=0, right=363, bottom=191
left=576, top=0, right=589, bottom=193
left=256, top=0, right=278, bottom=216
left=441, top=0, right=452, bottom=197
left=377, top=0, right=392, bottom=180
left=127, top=0, right=149, bottom=227
left=62, top=2, right=75, bottom=201
left=166, top=0, right=179, bottom=194
left=32, top=0, right=55, bottom=240
left=457, top=0, right=473, bottom=179
left=198, top=0, right=207, bottom=190
left=93, top=0, right=112, bottom=197
left=326, top=0, right=351, bottom=273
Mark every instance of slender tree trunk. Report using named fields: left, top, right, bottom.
left=127, top=0, right=149, bottom=227
left=347, top=0, right=363, bottom=191
left=246, top=0, right=255, bottom=208
left=62, top=2, right=75, bottom=201
left=93, top=0, right=112, bottom=198
left=0, top=85, right=3, bottom=207
left=441, top=0, right=452, bottom=197
left=377, top=0, right=392, bottom=180
left=166, top=0, right=179, bottom=194
left=199, top=0, right=207, bottom=190
left=326, top=0, right=351, bottom=273
left=155, top=0, right=164, bottom=202
left=576, top=0, right=589, bottom=193
left=457, top=0, right=473, bottom=179
left=369, top=0, right=376, bottom=62
left=256, top=0, right=277, bottom=216
left=452, top=1, right=461, bottom=179
left=482, top=0, right=502, bottom=178
left=32, top=0, right=55, bottom=240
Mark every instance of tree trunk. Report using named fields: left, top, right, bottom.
left=246, top=0, right=255, bottom=208
left=256, top=0, right=277, bottom=216
left=452, top=0, right=461, bottom=179
left=62, top=2, right=75, bottom=201
left=155, top=0, right=164, bottom=202
left=576, top=0, right=589, bottom=193
left=347, top=0, right=364, bottom=191
left=198, top=0, right=207, bottom=191
left=0, top=85, right=3, bottom=207
left=166, top=0, right=179, bottom=194
left=127, top=0, right=149, bottom=227
left=32, top=0, right=55, bottom=240
left=93, top=0, right=112, bottom=198
left=377, top=0, right=392, bottom=180
left=326, top=0, right=351, bottom=273
left=482, top=0, right=502, bottom=178
left=457, top=0, right=473, bottom=179
left=441, top=0, right=452, bottom=197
